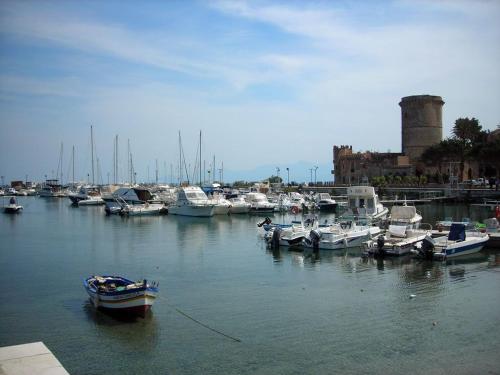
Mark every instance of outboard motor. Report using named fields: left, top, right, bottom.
left=420, top=234, right=435, bottom=260
left=374, top=235, right=386, bottom=258
left=309, top=229, right=321, bottom=249
left=271, top=227, right=282, bottom=249
left=257, top=217, right=272, bottom=227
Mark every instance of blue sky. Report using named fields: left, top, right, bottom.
left=1, top=0, right=499, bottom=184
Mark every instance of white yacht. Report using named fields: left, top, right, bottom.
left=315, top=192, right=337, bottom=212
left=245, top=192, right=277, bottom=213
left=208, top=193, right=232, bottom=215
left=168, top=186, right=215, bottom=217
left=343, top=186, right=388, bottom=221
left=227, top=195, right=251, bottom=214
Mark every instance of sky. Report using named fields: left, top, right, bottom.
left=0, top=0, right=499, bottom=185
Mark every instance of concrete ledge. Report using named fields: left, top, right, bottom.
left=0, top=342, right=69, bottom=375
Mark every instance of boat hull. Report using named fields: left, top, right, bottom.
left=84, top=276, right=158, bottom=317
left=168, top=205, right=214, bottom=217
left=440, top=236, right=489, bottom=258
left=4, top=206, right=23, bottom=213
left=229, top=205, right=250, bottom=214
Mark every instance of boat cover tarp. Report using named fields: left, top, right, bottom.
left=389, top=225, right=407, bottom=238
left=448, top=223, right=466, bottom=241
left=390, top=205, right=416, bottom=220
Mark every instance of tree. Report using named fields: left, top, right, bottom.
left=452, top=117, right=482, bottom=145
left=268, top=175, right=282, bottom=183
left=479, top=139, right=500, bottom=177
left=451, top=118, right=483, bottom=181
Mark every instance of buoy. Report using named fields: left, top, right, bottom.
left=410, top=294, right=416, bottom=299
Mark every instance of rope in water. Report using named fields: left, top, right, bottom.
left=160, top=297, right=241, bottom=343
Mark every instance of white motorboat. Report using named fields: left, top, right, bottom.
left=78, top=196, right=105, bottom=206
left=315, top=192, right=337, bottom=212
left=303, top=221, right=381, bottom=250
left=120, top=202, right=166, bottom=216
left=103, top=187, right=155, bottom=214
left=265, top=216, right=319, bottom=247
left=417, top=224, right=489, bottom=260
left=245, top=192, right=277, bottom=213
left=208, top=193, right=231, bottom=215
left=68, top=186, right=103, bottom=205
left=227, top=195, right=251, bottom=214
left=4, top=197, right=23, bottom=213
left=365, top=225, right=430, bottom=256
left=342, top=186, right=388, bottom=222
left=168, top=186, right=215, bottom=217
left=364, top=203, right=429, bottom=256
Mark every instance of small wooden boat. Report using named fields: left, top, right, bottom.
left=84, top=275, right=158, bottom=316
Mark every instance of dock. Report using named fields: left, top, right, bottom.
left=0, top=342, right=69, bottom=375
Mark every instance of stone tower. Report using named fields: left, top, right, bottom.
left=399, top=95, right=444, bottom=161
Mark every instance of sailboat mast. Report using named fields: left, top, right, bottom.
left=90, top=125, right=95, bottom=185
left=127, top=139, right=131, bottom=184
left=178, top=131, right=182, bottom=185
left=72, top=145, right=75, bottom=187
left=156, top=159, right=158, bottom=185
left=116, top=135, right=119, bottom=184
left=199, top=130, right=202, bottom=186
left=60, top=142, right=63, bottom=185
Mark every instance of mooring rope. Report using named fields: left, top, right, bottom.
left=160, top=297, right=241, bottom=343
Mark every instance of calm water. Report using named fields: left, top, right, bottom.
left=1, top=197, right=499, bottom=375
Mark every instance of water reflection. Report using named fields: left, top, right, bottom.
left=81, top=300, right=159, bottom=350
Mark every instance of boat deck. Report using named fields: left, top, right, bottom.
left=0, top=342, right=70, bottom=375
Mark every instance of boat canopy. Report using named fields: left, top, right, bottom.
left=448, top=223, right=466, bottom=241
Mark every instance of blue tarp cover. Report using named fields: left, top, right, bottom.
left=448, top=223, right=466, bottom=241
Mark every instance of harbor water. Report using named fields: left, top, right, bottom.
left=1, top=197, right=499, bottom=374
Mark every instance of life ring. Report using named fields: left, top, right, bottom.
left=291, top=206, right=299, bottom=214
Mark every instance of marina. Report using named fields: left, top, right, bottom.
left=1, top=195, right=499, bottom=374
left=1, top=1, right=500, bottom=373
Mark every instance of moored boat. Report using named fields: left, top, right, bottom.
left=342, top=186, right=388, bottom=222
left=4, top=197, right=23, bottom=213
left=84, top=275, right=158, bottom=316
left=421, top=224, right=489, bottom=260
left=168, top=186, right=215, bottom=217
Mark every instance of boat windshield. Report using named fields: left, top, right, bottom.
left=186, top=192, right=207, bottom=200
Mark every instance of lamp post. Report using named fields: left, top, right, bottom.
left=309, top=168, right=313, bottom=185
left=286, top=167, right=289, bottom=186
left=276, top=167, right=280, bottom=184
left=314, top=166, right=318, bottom=186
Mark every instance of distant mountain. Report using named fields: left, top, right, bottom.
left=222, top=161, right=333, bottom=184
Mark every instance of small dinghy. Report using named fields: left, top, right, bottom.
left=4, top=197, right=23, bottom=213
left=84, top=275, right=159, bottom=316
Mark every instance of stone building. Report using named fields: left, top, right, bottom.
left=333, top=95, right=444, bottom=185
